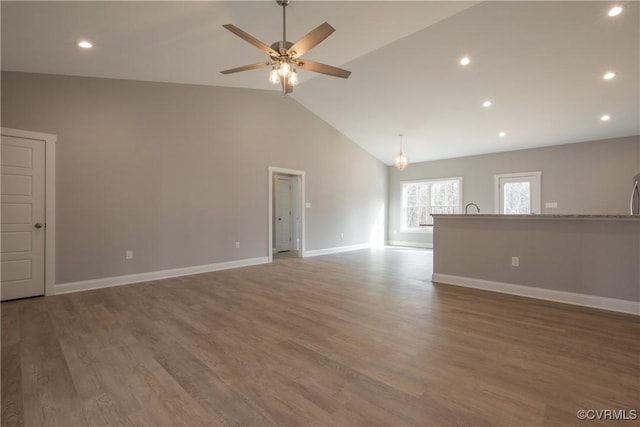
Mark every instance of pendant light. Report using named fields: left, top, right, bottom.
left=394, top=134, right=409, bottom=170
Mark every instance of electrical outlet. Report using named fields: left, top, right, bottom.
left=126, top=250, right=133, bottom=260
left=341, top=232, right=344, bottom=239
left=511, top=256, right=519, bottom=267
left=545, top=202, right=558, bottom=209
left=235, top=241, right=240, bottom=249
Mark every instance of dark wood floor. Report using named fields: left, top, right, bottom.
left=2, top=247, right=639, bottom=426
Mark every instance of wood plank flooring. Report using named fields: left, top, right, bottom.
left=2, top=247, right=639, bottom=426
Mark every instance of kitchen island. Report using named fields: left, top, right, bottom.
left=431, top=214, right=640, bottom=314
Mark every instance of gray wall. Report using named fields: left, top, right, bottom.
left=388, top=136, right=640, bottom=246
left=1, top=71, right=387, bottom=284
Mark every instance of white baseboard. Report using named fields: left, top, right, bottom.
left=431, top=273, right=640, bottom=316
left=55, top=257, right=269, bottom=295
left=304, top=243, right=371, bottom=258
left=387, top=240, right=433, bottom=249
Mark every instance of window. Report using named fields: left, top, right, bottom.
left=401, top=177, right=462, bottom=230
left=494, top=171, right=541, bottom=214
left=503, top=181, right=531, bottom=214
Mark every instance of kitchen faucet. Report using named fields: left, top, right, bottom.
left=465, top=202, right=480, bottom=214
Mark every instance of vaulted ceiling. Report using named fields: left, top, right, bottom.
left=2, top=1, right=638, bottom=164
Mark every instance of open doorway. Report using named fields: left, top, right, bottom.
left=268, top=167, right=305, bottom=262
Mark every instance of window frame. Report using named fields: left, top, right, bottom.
left=400, top=176, right=463, bottom=233
left=494, top=171, right=542, bottom=214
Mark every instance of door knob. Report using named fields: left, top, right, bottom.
left=34, top=223, right=43, bottom=229
left=278, top=218, right=282, bottom=221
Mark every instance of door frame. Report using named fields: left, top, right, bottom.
left=494, top=171, right=541, bottom=214
left=1, top=127, right=56, bottom=296
left=268, top=166, right=305, bottom=262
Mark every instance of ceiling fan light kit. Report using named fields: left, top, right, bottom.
left=221, top=0, right=351, bottom=94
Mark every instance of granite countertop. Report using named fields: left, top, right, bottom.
left=431, top=214, right=640, bottom=221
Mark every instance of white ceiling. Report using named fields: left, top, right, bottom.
left=2, top=1, right=639, bottom=164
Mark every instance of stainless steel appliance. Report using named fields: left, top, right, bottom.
left=632, top=173, right=640, bottom=215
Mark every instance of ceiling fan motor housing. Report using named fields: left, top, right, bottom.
left=270, top=40, right=294, bottom=57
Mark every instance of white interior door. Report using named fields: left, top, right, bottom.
left=275, top=176, right=292, bottom=252
left=495, top=172, right=541, bottom=214
left=1, top=135, right=46, bottom=300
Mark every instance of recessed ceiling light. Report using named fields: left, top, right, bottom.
left=460, top=57, right=471, bottom=66
left=77, top=40, right=93, bottom=49
left=600, top=114, right=611, bottom=121
left=603, top=71, right=616, bottom=80
left=608, top=6, right=623, bottom=17
left=482, top=100, right=492, bottom=108
left=498, top=131, right=507, bottom=137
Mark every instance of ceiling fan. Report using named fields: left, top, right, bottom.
left=220, top=0, right=351, bottom=94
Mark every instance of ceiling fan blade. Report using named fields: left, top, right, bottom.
left=297, top=60, right=351, bottom=79
left=222, top=24, right=279, bottom=57
left=288, top=22, right=335, bottom=57
left=220, top=62, right=272, bottom=75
